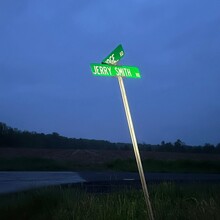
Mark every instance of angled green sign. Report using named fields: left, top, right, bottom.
left=90, top=63, right=141, bottom=78
left=102, top=44, right=125, bottom=65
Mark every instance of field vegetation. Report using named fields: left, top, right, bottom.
left=0, top=157, right=220, bottom=173
left=1, top=122, right=220, bottom=219
left=0, top=183, right=219, bottom=220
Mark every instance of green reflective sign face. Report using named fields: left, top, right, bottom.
left=102, top=44, right=125, bottom=65
left=90, top=63, right=141, bottom=78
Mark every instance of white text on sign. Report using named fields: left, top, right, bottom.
left=94, top=66, right=112, bottom=75
left=93, top=66, right=132, bottom=77
left=104, top=54, right=118, bottom=65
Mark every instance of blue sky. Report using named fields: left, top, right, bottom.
left=0, top=0, right=220, bottom=145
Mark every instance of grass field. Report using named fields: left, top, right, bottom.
left=0, top=183, right=219, bottom=220
left=0, top=157, right=220, bottom=173
left=106, top=158, right=220, bottom=173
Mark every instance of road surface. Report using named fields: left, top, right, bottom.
left=0, top=171, right=220, bottom=194
left=0, top=171, right=85, bottom=194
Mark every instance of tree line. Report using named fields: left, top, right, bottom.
left=0, top=122, right=220, bottom=153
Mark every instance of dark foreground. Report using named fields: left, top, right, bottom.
left=0, top=183, right=220, bottom=220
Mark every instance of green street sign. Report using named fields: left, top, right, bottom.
left=90, top=46, right=153, bottom=218
left=102, top=44, right=125, bottom=65
left=90, top=63, right=141, bottom=78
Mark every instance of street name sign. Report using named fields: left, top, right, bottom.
left=90, top=45, right=154, bottom=220
left=102, top=44, right=124, bottom=65
left=90, top=63, right=141, bottom=78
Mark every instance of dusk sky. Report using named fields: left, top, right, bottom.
left=1, top=0, right=220, bottom=146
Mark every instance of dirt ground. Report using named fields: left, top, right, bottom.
left=0, top=147, right=220, bottom=164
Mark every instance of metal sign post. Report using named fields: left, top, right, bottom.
left=117, top=76, right=154, bottom=220
left=90, top=44, right=154, bottom=220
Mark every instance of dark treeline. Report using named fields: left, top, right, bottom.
left=0, top=122, right=220, bottom=153
left=0, top=122, right=114, bottom=149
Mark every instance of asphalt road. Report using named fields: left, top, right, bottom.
left=0, top=171, right=86, bottom=194
left=1, top=171, right=220, bottom=194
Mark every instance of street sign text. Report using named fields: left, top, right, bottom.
left=102, top=44, right=124, bottom=65
left=90, top=63, right=141, bottom=78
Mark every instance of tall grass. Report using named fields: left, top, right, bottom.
left=0, top=183, right=220, bottom=220
left=152, top=183, right=220, bottom=219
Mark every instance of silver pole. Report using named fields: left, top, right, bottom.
left=117, top=76, right=154, bottom=220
